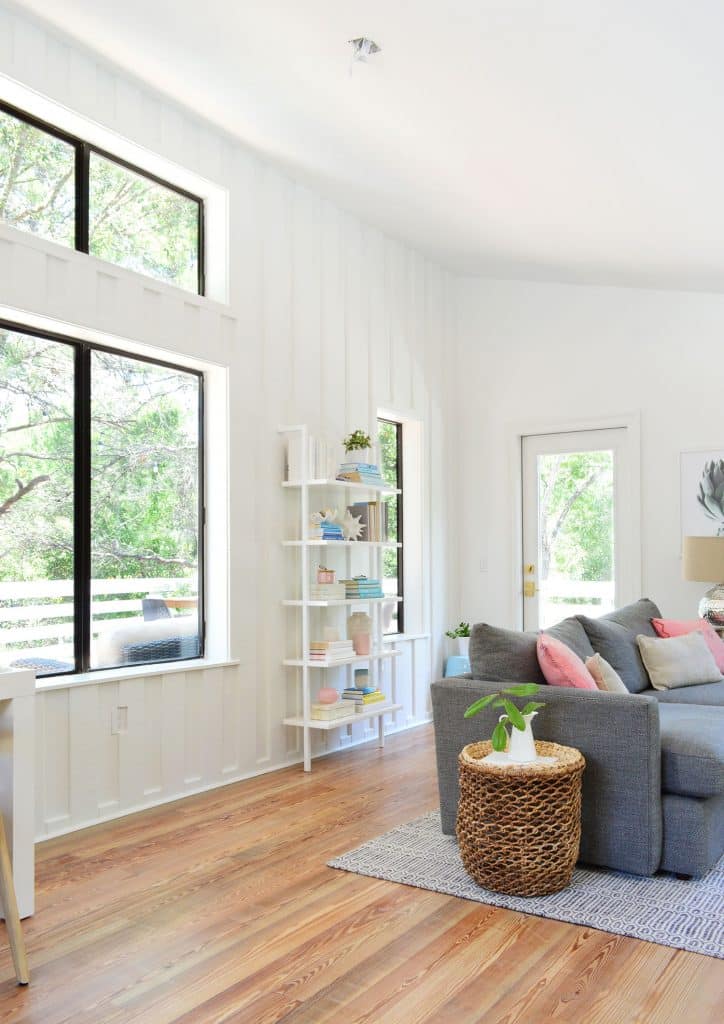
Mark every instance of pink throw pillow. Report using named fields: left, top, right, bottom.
left=651, top=618, right=724, bottom=673
left=537, top=633, right=598, bottom=689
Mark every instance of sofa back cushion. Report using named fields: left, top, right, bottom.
left=545, top=617, right=595, bottom=661
left=577, top=599, right=662, bottom=694
left=469, top=623, right=545, bottom=684
left=577, top=615, right=649, bottom=693
left=600, top=598, right=661, bottom=636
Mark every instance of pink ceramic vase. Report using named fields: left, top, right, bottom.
left=317, top=687, right=339, bottom=705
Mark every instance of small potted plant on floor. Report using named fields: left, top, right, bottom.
left=445, top=621, right=471, bottom=657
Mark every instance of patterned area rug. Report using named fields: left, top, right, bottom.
left=329, top=811, right=724, bottom=958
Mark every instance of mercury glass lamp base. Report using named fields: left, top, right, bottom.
left=699, top=584, right=724, bottom=630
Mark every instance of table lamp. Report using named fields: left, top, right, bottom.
left=682, top=536, right=724, bottom=628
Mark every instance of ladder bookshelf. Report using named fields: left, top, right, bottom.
left=279, top=425, right=403, bottom=771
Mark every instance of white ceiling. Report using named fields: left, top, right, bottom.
left=14, top=1, right=724, bottom=288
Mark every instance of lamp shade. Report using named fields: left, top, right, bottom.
left=683, top=536, right=724, bottom=582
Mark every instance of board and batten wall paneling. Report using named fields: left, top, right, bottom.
left=0, top=5, right=458, bottom=839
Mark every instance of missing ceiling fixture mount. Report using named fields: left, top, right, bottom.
left=348, top=37, right=381, bottom=67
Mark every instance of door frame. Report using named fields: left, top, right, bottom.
left=507, top=413, right=642, bottom=630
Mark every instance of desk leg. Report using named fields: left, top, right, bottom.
left=0, top=694, right=35, bottom=919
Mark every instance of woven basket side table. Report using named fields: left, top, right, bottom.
left=456, top=740, right=585, bottom=897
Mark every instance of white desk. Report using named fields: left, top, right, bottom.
left=0, top=669, right=35, bottom=918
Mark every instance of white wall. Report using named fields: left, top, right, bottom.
left=0, top=6, right=458, bottom=839
left=457, top=277, right=724, bottom=629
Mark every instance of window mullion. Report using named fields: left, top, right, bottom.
left=75, top=142, right=90, bottom=253
left=74, top=345, right=92, bottom=672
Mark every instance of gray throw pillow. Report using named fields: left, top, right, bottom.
left=577, top=614, right=651, bottom=693
left=469, top=623, right=545, bottom=685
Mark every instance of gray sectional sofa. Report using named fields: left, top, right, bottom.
left=431, top=600, right=724, bottom=878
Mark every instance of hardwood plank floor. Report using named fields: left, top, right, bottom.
left=0, top=724, right=721, bottom=1023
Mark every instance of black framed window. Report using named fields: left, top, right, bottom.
left=378, top=418, right=404, bottom=634
left=0, top=320, right=205, bottom=677
left=0, top=100, right=204, bottom=294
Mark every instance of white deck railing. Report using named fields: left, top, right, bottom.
left=0, top=577, right=195, bottom=659
left=539, top=578, right=615, bottom=628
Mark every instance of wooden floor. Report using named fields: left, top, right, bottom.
left=1, top=725, right=722, bottom=1023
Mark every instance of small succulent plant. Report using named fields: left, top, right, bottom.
left=445, top=621, right=471, bottom=639
left=697, top=460, right=724, bottom=533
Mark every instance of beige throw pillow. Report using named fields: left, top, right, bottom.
left=636, top=631, right=723, bottom=691
left=585, top=653, right=629, bottom=693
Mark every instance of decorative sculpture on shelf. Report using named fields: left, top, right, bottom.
left=341, top=509, right=365, bottom=542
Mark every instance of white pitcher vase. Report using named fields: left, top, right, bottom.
left=503, top=711, right=538, bottom=764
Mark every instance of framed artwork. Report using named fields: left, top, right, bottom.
left=681, top=448, right=724, bottom=541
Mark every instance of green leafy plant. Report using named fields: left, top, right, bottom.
left=464, top=684, right=545, bottom=752
left=445, top=621, right=471, bottom=639
left=343, top=429, right=372, bottom=453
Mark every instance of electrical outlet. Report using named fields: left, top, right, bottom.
left=111, top=705, right=128, bottom=735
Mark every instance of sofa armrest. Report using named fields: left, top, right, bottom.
left=431, top=676, right=663, bottom=876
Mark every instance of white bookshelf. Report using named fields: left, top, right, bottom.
left=279, top=424, right=403, bottom=771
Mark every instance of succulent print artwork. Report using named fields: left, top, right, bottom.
left=681, top=450, right=724, bottom=542
left=697, top=460, right=724, bottom=536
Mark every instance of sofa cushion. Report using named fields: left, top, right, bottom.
left=546, top=616, right=595, bottom=661
left=652, top=617, right=724, bottom=673
left=658, top=705, right=724, bottom=798
left=577, top=615, right=651, bottom=693
left=537, top=633, right=598, bottom=688
left=644, top=681, right=724, bottom=706
left=586, top=653, right=629, bottom=693
left=637, top=632, right=723, bottom=691
left=469, top=623, right=545, bottom=684
left=601, top=598, right=662, bottom=635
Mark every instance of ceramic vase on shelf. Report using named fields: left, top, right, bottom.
left=317, top=687, right=339, bottom=705
left=347, top=611, right=372, bottom=656
left=505, top=711, right=538, bottom=764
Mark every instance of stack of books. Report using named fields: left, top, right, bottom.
left=309, top=640, right=355, bottom=663
left=348, top=501, right=389, bottom=542
left=309, top=582, right=346, bottom=601
left=342, top=576, right=385, bottom=599
left=311, top=701, right=352, bottom=721
left=341, top=687, right=388, bottom=712
left=337, top=461, right=385, bottom=486
left=319, top=520, right=344, bottom=544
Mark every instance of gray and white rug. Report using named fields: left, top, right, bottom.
left=329, top=811, right=724, bottom=959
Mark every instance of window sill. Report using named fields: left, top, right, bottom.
left=383, top=633, right=431, bottom=643
left=34, top=657, right=240, bottom=692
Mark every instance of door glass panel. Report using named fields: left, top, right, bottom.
left=536, top=450, right=615, bottom=628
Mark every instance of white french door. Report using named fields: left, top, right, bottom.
left=521, top=428, right=637, bottom=631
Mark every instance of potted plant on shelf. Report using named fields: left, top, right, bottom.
left=445, top=621, right=471, bottom=657
left=464, top=684, right=544, bottom=764
left=342, top=429, right=373, bottom=463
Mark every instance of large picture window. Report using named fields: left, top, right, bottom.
left=0, top=101, right=204, bottom=294
left=0, top=321, right=204, bottom=677
left=378, top=418, right=404, bottom=634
